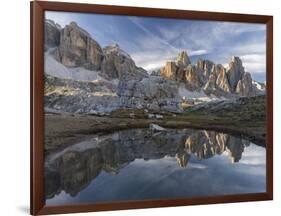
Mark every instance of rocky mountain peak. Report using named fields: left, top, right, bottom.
left=44, top=19, right=61, bottom=50
left=45, top=20, right=148, bottom=81
left=176, top=51, right=191, bottom=68
left=230, top=56, right=242, bottom=64
left=46, top=19, right=62, bottom=30
left=69, top=21, right=78, bottom=26
left=160, top=52, right=261, bottom=97
left=51, top=21, right=103, bottom=70
left=226, top=56, right=245, bottom=91
left=101, top=43, right=147, bottom=80
left=103, top=43, right=131, bottom=59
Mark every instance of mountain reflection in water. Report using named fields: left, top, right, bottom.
left=45, top=128, right=266, bottom=205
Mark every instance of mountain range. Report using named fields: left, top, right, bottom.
left=44, top=19, right=266, bottom=114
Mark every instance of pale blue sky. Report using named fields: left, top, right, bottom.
left=46, top=11, right=266, bottom=82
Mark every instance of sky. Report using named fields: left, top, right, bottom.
left=45, top=11, right=266, bottom=82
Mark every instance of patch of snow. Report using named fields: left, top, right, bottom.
left=149, top=124, right=166, bottom=131
left=155, top=114, right=163, bottom=119
left=45, top=50, right=106, bottom=82
left=179, top=85, right=206, bottom=99
left=44, top=107, right=64, bottom=114
left=179, top=85, right=219, bottom=102
left=147, top=113, right=163, bottom=119
left=252, top=80, right=265, bottom=91
left=69, top=67, right=104, bottom=81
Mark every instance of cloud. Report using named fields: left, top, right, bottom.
left=46, top=11, right=266, bottom=79
left=189, top=49, right=208, bottom=56
left=240, top=54, right=266, bottom=73
left=45, top=11, right=76, bottom=27
left=233, top=43, right=266, bottom=55
left=131, top=50, right=177, bottom=71
left=129, top=17, right=180, bottom=52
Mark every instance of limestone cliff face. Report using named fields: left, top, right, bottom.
left=54, top=22, right=104, bottom=70
left=236, top=72, right=256, bottom=97
left=196, top=59, right=214, bottom=82
left=215, top=65, right=231, bottom=93
left=160, top=51, right=259, bottom=97
left=226, top=56, right=245, bottom=91
left=161, top=52, right=202, bottom=91
left=161, top=61, right=178, bottom=80
left=45, top=20, right=148, bottom=81
left=184, top=65, right=203, bottom=90
left=176, top=51, right=191, bottom=68
left=44, top=19, right=61, bottom=50
left=101, top=44, right=147, bottom=80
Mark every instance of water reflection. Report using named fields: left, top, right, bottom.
left=45, top=128, right=265, bottom=205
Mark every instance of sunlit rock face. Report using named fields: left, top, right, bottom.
left=45, top=128, right=252, bottom=199
left=197, top=60, right=214, bottom=77
left=176, top=51, right=191, bottom=68
left=161, top=61, right=179, bottom=80
left=236, top=72, right=256, bottom=97
left=160, top=52, right=260, bottom=97
left=214, top=64, right=232, bottom=93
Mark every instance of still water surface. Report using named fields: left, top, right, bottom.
left=45, top=128, right=266, bottom=205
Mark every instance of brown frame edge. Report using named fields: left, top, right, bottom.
left=30, top=1, right=273, bottom=215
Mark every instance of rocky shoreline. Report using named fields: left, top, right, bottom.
left=45, top=108, right=266, bottom=154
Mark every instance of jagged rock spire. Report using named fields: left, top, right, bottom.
left=176, top=51, right=191, bottom=68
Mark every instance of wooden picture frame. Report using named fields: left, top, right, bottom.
left=31, top=1, right=273, bottom=215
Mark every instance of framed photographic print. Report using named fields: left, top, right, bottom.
left=31, top=1, right=273, bottom=215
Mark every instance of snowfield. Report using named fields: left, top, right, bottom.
left=44, top=49, right=106, bottom=82
left=179, top=84, right=223, bottom=102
